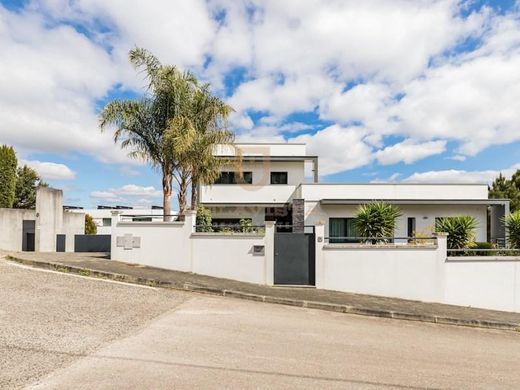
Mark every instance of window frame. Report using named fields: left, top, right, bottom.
left=270, top=171, right=288, bottom=185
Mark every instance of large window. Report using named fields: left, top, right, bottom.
left=329, top=218, right=358, bottom=243
left=215, top=171, right=253, bottom=184
left=270, top=172, right=288, bottom=185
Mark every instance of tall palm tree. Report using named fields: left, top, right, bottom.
left=164, top=84, right=235, bottom=210
left=100, top=48, right=198, bottom=219
left=189, top=85, right=235, bottom=208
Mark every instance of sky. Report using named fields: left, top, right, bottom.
left=1, top=0, right=520, bottom=209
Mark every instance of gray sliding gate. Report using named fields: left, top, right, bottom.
left=74, top=235, right=111, bottom=253
left=274, top=227, right=315, bottom=285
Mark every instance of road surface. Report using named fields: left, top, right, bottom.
left=1, top=259, right=520, bottom=389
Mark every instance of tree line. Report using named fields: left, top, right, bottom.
left=100, top=48, right=234, bottom=219
left=489, top=170, right=520, bottom=212
left=0, top=145, right=47, bottom=209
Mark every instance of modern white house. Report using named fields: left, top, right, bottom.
left=200, top=143, right=509, bottom=243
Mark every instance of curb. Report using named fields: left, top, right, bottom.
left=5, top=255, right=520, bottom=332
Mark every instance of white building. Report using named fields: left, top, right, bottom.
left=69, top=206, right=165, bottom=234
left=0, top=187, right=85, bottom=252
left=200, top=142, right=509, bottom=243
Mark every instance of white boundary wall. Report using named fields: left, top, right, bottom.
left=110, top=211, right=275, bottom=285
left=314, top=225, right=520, bottom=312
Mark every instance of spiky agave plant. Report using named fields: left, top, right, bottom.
left=354, top=202, right=402, bottom=244
left=505, top=211, right=520, bottom=249
left=435, top=216, right=478, bottom=249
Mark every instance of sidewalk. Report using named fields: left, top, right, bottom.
left=4, top=251, right=520, bottom=331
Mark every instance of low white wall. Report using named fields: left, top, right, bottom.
left=191, top=234, right=266, bottom=284
left=110, top=211, right=272, bottom=285
left=111, top=221, right=192, bottom=272
left=0, top=209, right=36, bottom=251
left=319, top=244, right=445, bottom=302
left=314, top=224, right=520, bottom=312
left=445, top=258, right=520, bottom=312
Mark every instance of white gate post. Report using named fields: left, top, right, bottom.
left=264, top=221, right=276, bottom=285
left=314, top=223, right=325, bottom=289
left=110, top=210, right=123, bottom=260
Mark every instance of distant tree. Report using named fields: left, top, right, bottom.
left=85, top=214, right=97, bottom=235
left=0, top=145, right=17, bottom=208
left=13, top=165, right=47, bottom=209
left=489, top=170, right=520, bottom=212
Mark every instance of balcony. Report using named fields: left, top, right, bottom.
left=199, top=184, right=297, bottom=205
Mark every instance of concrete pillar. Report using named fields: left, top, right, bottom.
left=184, top=210, right=197, bottom=272
left=35, top=187, right=64, bottom=252
left=264, top=221, right=276, bottom=285
left=292, top=198, right=305, bottom=233
left=110, top=211, right=123, bottom=260
left=314, top=223, right=325, bottom=289
left=432, top=232, right=448, bottom=302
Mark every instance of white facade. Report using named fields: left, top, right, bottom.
left=70, top=208, right=165, bottom=234
left=200, top=142, right=507, bottom=242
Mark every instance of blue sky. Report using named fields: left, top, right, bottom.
left=1, top=0, right=520, bottom=209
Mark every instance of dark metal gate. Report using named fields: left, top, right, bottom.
left=274, top=227, right=315, bottom=285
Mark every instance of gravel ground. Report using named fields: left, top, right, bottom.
left=0, top=259, right=189, bottom=389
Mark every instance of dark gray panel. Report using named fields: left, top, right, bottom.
left=274, top=232, right=315, bottom=285
left=56, top=234, right=66, bottom=252
left=74, top=235, right=111, bottom=253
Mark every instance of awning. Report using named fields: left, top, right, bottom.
left=319, top=199, right=510, bottom=206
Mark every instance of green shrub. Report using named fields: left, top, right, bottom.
left=435, top=216, right=478, bottom=249
left=505, top=211, right=520, bottom=249
left=239, top=218, right=253, bottom=233
left=196, top=206, right=213, bottom=232
left=468, top=241, right=495, bottom=256
left=354, top=202, right=402, bottom=243
left=0, top=145, right=17, bottom=208
left=85, top=214, right=97, bottom=235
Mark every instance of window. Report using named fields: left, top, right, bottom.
left=102, top=218, right=112, bottom=227
left=329, top=218, right=358, bottom=243
left=215, top=171, right=253, bottom=184
left=241, top=172, right=253, bottom=184
left=270, top=172, right=288, bottom=185
left=407, top=217, right=416, bottom=237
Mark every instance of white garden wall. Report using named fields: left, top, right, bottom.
left=318, top=245, right=445, bottom=302
left=445, top=258, right=520, bottom=312
left=191, top=234, right=266, bottom=284
left=110, top=211, right=273, bottom=285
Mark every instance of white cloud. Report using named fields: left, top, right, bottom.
left=375, top=139, right=447, bottom=165
left=21, top=159, right=76, bottom=180
left=0, top=0, right=519, bottom=180
left=0, top=4, right=131, bottom=163
left=291, top=125, right=373, bottom=175
left=404, top=164, right=520, bottom=184
left=90, top=184, right=163, bottom=207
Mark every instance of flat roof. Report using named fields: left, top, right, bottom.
left=301, top=182, right=489, bottom=186
left=233, top=142, right=306, bottom=145
left=320, top=199, right=510, bottom=206
left=217, top=155, right=318, bottom=161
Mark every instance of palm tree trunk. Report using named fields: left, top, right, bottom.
left=190, top=176, right=198, bottom=210
left=178, top=173, right=188, bottom=217
left=162, top=166, right=172, bottom=222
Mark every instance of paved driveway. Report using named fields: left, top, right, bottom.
left=2, top=259, right=520, bottom=389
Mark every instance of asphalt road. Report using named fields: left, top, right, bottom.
left=2, top=259, right=520, bottom=389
